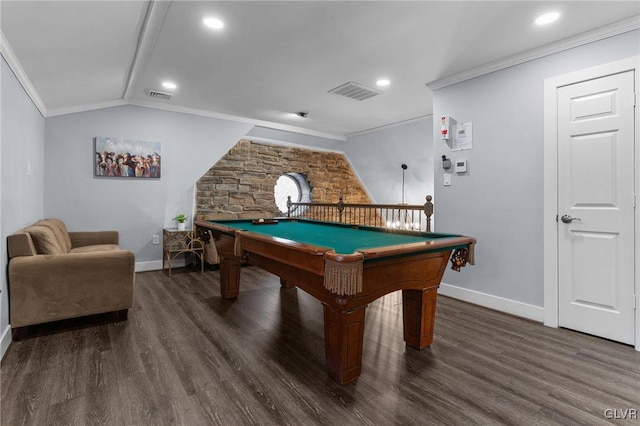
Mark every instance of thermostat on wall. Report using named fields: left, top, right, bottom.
left=455, top=160, right=467, bottom=173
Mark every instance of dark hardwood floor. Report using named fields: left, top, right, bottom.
left=2, top=266, right=639, bottom=425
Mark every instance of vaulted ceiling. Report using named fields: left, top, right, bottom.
left=2, top=1, right=639, bottom=140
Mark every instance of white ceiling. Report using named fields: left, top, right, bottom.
left=2, top=1, right=639, bottom=140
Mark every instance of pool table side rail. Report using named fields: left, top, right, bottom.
left=196, top=219, right=475, bottom=261
left=353, top=236, right=475, bottom=260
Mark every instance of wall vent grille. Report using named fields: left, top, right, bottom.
left=328, top=81, right=380, bottom=101
left=147, top=89, right=172, bottom=100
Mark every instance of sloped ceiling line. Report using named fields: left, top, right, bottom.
left=128, top=98, right=348, bottom=141
left=0, top=31, right=47, bottom=116
left=426, top=15, right=640, bottom=90
left=123, top=0, right=172, bottom=100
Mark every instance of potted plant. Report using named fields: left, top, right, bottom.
left=174, top=214, right=188, bottom=231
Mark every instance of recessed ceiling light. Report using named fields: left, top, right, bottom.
left=295, top=112, right=309, bottom=118
left=203, top=16, right=224, bottom=30
left=376, top=79, right=391, bottom=87
left=535, top=12, right=560, bottom=26
left=162, top=81, right=177, bottom=90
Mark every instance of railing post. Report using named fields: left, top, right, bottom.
left=424, top=195, right=433, bottom=232
left=287, top=195, right=292, bottom=217
left=338, top=195, right=344, bottom=223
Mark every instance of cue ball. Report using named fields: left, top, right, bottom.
left=258, top=218, right=264, bottom=223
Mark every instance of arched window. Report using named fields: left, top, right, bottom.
left=274, top=173, right=311, bottom=215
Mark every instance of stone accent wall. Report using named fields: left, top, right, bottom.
left=196, top=139, right=372, bottom=217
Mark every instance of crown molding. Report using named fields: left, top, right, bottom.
left=426, top=15, right=640, bottom=91
left=0, top=31, right=47, bottom=116
left=46, top=99, right=129, bottom=117
left=346, top=114, right=433, bottom=139
left=246, top=137, right=345, bottom=154
left=128, top=99, right=347, bottom=142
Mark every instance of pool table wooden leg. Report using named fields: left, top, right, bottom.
left=402, top=287, right=438, bottom=349
left=323, top=304, right=366, bottom=385
left=219, top=256, right=241, bottom=299
left=280, top=278, right=295, bottom=289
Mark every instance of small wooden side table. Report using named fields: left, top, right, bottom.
left=162, top=228, right=205, bottom=276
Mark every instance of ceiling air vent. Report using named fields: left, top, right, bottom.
left=147, top=89, right=172, bottom=101
left=328, top=81, right=380, bottom=101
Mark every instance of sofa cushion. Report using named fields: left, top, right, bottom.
left=26, top=226, right=64, bottom=255
left=69, top=244, right=120, bottom=253
left=36, top=219, right=72, bottom=253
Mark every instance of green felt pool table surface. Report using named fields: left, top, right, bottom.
left=210, top=218, right=465, bottom=255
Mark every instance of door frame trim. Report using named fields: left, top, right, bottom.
left=543, top=56, right=639, bottom=351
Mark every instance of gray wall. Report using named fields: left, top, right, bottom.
left=44, top=105, right=252, bottom=263
left=432, top=30, right=640, bottom=307
left=345, top=117, right=434, bottom=205
left=1, top=57, right=46, bottom=351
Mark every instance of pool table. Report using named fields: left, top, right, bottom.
left=195, top=218, right=475, bottom=385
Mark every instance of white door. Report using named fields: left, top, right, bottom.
left=557, top=70, right=635, bottom=345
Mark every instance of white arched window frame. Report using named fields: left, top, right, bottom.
left=274, top=173, right=311, bottom=216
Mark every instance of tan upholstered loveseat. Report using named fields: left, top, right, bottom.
left=7, top=219, right=135, bottom=339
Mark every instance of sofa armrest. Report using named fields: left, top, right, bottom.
left=8, top=250, right=134, bottom=328
left=69, top=231, right=119, bottom=248
left=7, top=233, right=38, bottom=258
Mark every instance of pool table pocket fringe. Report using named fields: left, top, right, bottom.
left=233, top=236, right=243, bottom=257
left=324, top=258, right=364, bottom=296
left=450, top=243, right=476, bottom=272
left=469, top=242, right=475, bottom=264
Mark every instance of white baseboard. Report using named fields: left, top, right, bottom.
left=1, top=325, right=12, bottom=361
left=135, top=260, right=162, bottom=272
left=135, top=259, right=187, bottom=272
left=438, top=283, right=544, bottom=322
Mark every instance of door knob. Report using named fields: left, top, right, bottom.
left=561, top=215, right=581, bottom=224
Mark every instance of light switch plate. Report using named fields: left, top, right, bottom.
left=443, top=174, right=451, bottom=186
